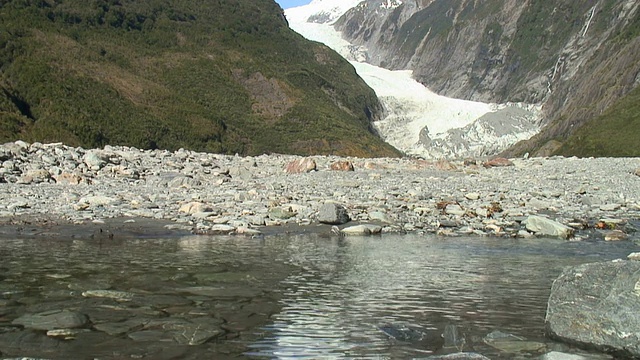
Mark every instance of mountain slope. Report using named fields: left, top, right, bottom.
left=334, top=0, right=640, bottom=157
left=287, top=0, right=542, bottom=159
left=0, top=0, right=400, bottom=157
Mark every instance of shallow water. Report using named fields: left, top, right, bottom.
left=0, top=233, right=637, bottom=359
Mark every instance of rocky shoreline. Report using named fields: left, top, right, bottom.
left=1, top=140, right=639, bottom=241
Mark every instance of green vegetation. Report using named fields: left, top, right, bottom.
left=0, top=0, right=400, bottom=157
left=556, top=86, right=640, bottom=157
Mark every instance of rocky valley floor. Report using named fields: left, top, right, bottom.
left=1, top=141, right=639, bottom=242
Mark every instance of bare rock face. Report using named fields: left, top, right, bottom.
left=285, top=158, right=317, bottom=174
left=546, top=260, right=640, bottom=358
left=334, top=0, right=640, bottom=156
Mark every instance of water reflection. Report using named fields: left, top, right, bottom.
left=0, top=233, right=636, bottom=359
left=248, top=235, right=638, bottom=359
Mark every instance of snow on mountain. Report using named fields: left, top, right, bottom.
left=285, top=1, right=542, bottom=159
left=286, top=0, right=365, bottom=24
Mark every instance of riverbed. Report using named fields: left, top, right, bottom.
left=1, top=233, right=637, bottom=359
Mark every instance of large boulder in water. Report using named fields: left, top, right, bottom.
left=545, top=260, right=640, bottom=357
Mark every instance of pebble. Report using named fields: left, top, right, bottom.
left=0, top=141, right=638, bottom=240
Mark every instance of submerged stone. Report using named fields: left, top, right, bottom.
left=379, top=324, right=424, bottom=342
left=12, top=310, right=88, bottom=330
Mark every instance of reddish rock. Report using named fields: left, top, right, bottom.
left=363, top=161, right=388, bottom=170
left=330, top=161, right=355, bottom=171
left=483, top=157, right=514, bottom=168
left=285, top=158, right=316, bottom=174
left=435, top=159, right=457, bottom=171
left=409, top=160, right=434, bottom=170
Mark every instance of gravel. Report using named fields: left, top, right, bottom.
left=1, top=140, right=639, bottom=240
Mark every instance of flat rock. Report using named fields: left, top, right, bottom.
left=539, top=351, right=612, bottom=360
left=416, top=353, right=491, bottom=360
left=628, top=252, right=640, bottom=261
left=483, top=157, right=513, bottom=167
left=603, top=230, right=628, bottom=241
left=341, top=224, right=382, bottom=236
left=12, top=310, right=88, bottom=330
left=82, top=290, right=134, bottom=301
left=546, top=260, right=640, bottom=358
left=599, top=203, right=622, bottom=212
left=176, top=286, right=261, bottom=299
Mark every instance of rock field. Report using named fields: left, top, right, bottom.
left=1, top=140, right=639, bottom=240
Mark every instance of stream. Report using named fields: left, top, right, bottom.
left=0, top=233, right=637, bottom=359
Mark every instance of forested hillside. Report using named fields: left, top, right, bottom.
left=0, top=0, right=400, bottom=157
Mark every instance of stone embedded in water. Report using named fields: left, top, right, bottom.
left=443, top=324, right=465, bottom=349
left=209, top=224, right=236, bottom=233
left=546, top=260, right=640, bottom=358
left=628, top=252, right=640, bottom=261
left=483, top=330, right=546, bottom=353
left=46, top=328, right=90, bottom=339
left=12, top=310, right=88, bottom=330
left=539, top=351, right=612, bottom=360
left=416, top=353, right=491, bottom=360
left=378, top=324, right=424, bottom=342
left=130, top=318, right=224, bottom=345
left=524, top=215, right=574, bottom=239
left=82, top=290, right=134, bottom=301
left=95, top=319, right=147, bottom=336
left=341, top=224, right=382, bottom=236
left=604, top=230, right=628, bottom=241
left=317, top=203, right=350, bottom=225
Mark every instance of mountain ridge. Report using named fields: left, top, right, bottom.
left=0, top=0, right=400, bottom=157
left=333, top=0, right=640, bottom=157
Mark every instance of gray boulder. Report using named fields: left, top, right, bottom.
left=546, top=260, right=640, bottom=358
left=524, top=215, right=574, bottom=239
left=317, top=203, right=350, bottom=225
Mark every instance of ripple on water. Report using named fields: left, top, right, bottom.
left=0, top=234, right=636, bottom=359
left=247, top=235, right=638, bottom=359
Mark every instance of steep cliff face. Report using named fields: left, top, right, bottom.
left=335, top=0, right=640, bottom=156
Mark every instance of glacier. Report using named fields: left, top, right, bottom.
left=285, top=0, right=542, bottom=159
